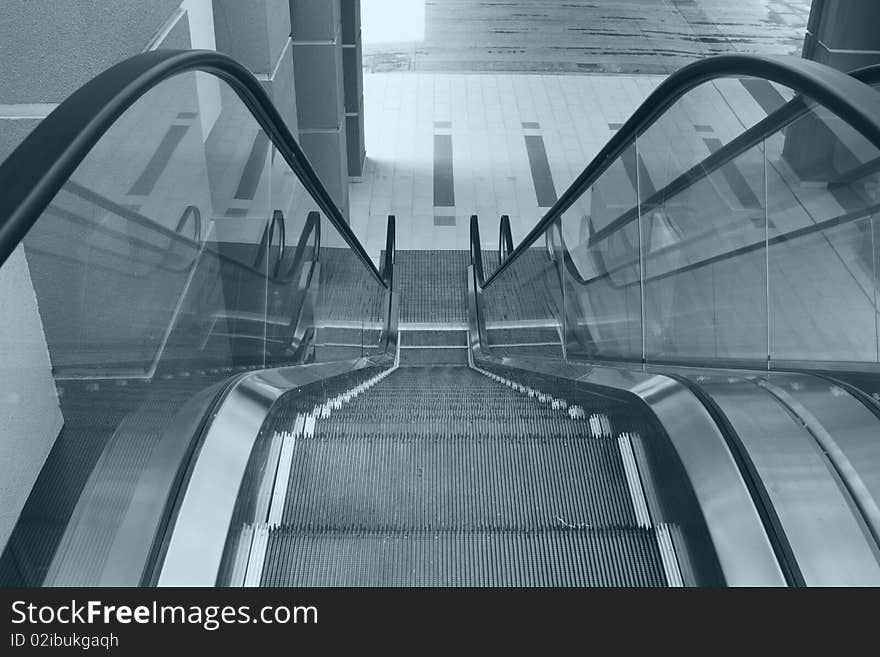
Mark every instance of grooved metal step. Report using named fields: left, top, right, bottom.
left=396, top=250, right=469, bottom=323
left=400, top=329, right=468, bottom=346
left=399, top=347, right=469, bottom=365
left=280, top=434, right=636, bottom=529
left=257, top=365, right=670, bottom=586
left=261, top=527, right=667, bottom=587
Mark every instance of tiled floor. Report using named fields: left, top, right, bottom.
left=351, top=73, right=661, bottom=253
left=350, top=72, right=805, bottom=253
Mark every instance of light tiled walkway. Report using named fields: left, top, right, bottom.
left=351, top=72, right=800, bottom=254
left=351, top=73, right=663, bottom=253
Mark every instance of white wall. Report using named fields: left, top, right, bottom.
left=0, top=246, right=63, bottom=551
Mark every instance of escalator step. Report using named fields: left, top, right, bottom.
left=260, top=527, right=666, bottom=587
left=252, top=363, right=668, bottom=586
left=281, top=434, right=636, bottom=529
left=396, top=251, right=469, bottom=324
left=400, top=329, right=468, bottom=346
left=398, top=347, right=469, bottom=365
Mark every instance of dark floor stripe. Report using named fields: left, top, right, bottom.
left=703, top=137, right=762, bottom=208
left=224, top=208, right=250, bottom=217
left=234, top=132, right=271, bottom=200
left=434, top=121, right=452, bottom=129
left=434, top=134, right=455, bottom=207
left=522, top=121, right=540, bottom=129
left=694, top=124, right=714, bottom=133
left=636, top=155, right=656, bottom=198
left=620, top=147, right=656, bottom=198
left=128, top=124, right=189, bottom=196
left=828, top=184, right=866, bottom=214
left=740, top=78, right=786, bottom=115
left=524, top=135, right=557, bottom=207
left=434, top=215, right=456, bottom=226
left=177, top=111, right=198, bottom=119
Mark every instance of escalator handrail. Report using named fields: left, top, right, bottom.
left=253, top=209, right=286, bottom=276
left=0, top=48, right=387, bottom=290
left=60, top=178, right=297, bottom=283
left=142, top=204, right=202, bottom=276
left=267, top=210, right=321, bottom=357
left=279, top=209, right=321, bottom=285
left=380, top=214, right=396, bottom=286
left=498, top=214, right=514, bottom=266
left=469, top=214, right=486, bottom=287
left=481, top=55, right=880, bottom=289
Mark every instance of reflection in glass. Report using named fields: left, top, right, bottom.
left=561, top=143, right=642, bottom=360
left=1, top=69, right=388, bottom=585
left=766, top=106, right=880, bottom=363
left=637, top=103, right=768, bottom=362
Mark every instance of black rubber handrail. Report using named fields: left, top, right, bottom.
left=470, top=214, right=486, bottom=287
left=267, top=210, right=321, bottom=355
left=253, top=209, right=286, bottom=277
left=380, top=214, right=396, bottom=286
left=279, top=210, right=321, bottom=286
left=498, top=214, right=514, bottom=266
left=60, top=179, right=294, bottom=283
left=149, top=204, right=202, bottom=275
left=482, top=55, right=880, bottom=289
left=0, top=49, right=387, bottom=289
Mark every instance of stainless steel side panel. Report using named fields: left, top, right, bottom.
left=157, top=356, right=391, bottom=586
left=698, top=377, right=880, bottom=585
left=466, top=267, right=785, bottom=585
left=757, top=373, right=880, bottom=549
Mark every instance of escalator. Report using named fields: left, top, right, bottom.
left=2, top=50, right=880, bottom=587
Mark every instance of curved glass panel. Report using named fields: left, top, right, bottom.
left=480, top=241, right=564, bottom=359
left=765, top=102, right=879, bottom=364
left=561, top=142, right=642, bottom=361
left=636, top=78, right=772, bottom=364
left=482, top=75, right=880, bottom=379
left=0, top=70, right=387, bottom=585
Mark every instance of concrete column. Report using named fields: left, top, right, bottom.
left=342, top=0, right=366, bottom=177
left=802, top=0, right=880, bottom=71
left=784, top=0, right=880, bottom=181
left=212, top=0, right=298, bottom=136
left=290, top=0, right=350, bottom=220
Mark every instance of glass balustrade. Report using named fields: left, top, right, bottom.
left=481, top=76, right=880, bottom=378
left=0, top=68, right=388, bottom=585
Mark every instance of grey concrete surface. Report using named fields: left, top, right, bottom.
left=0, top=0, right=183, bottom=102
left=362, top=0, right=813, bottom=74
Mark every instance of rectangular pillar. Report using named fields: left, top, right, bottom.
left=785, top=0, right=880, bottom=181
left=802, top=0, right=880, bottom=71
left=290, top=0, right=350, bottom=219
left=212, top=0, right=298, bottom=136
left=342, top=0, right=365, bottom=177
